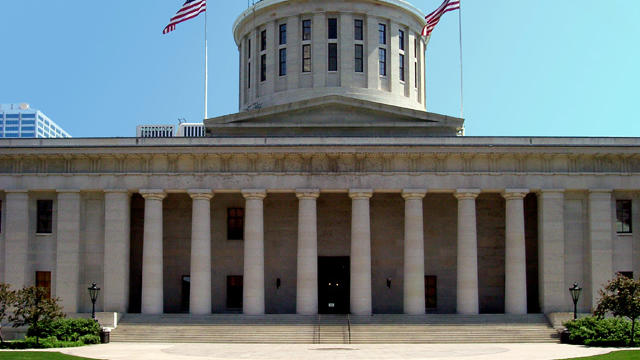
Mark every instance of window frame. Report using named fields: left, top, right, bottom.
left=260, top=30, right=267, bottom=51
left=354, top=44, right=364, bottom=73
left=616, top=199, right=632, bottom=234
left=328, top=43, right=338, bottom=72
left=279, top=23, right=287, bottom=45
left=279, top=48, right=287, bottom=76
left=354, top=19, right=363, bottom=41
left=399, top=53, right=405, bottom=82
left=302, top=19, right=312, bottom=41
left=379, top=48, right=387, bottom=76
left=302, top=44, right=312, bottom=72
left=378, top=23, right=386, bottom=45
left=399, top=29, right=405, bottom=51
left=227, top=208, right=245, bottom=241
left=328, top=18, right=338, bottom=39
left=260, top=54, right=266, bottom=82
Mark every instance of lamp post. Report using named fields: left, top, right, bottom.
left=88, top=283, right=100, bottom=321
left=569, top=282, right=582, bottom=320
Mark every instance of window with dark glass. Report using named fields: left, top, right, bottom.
left=37, top=200, right=53, bottom=234
left=399, top=29, right=405, bottom=51
left=279, top=48, right=287, bottom=76
left=328, top=43, right=338, bottom=71
left=302, top=20, right=312, bottom=41
left=379, top=48, right=386, bottom=76
left=226, top=275, right=243, bottom=308
left=354, top=19, right=363, bottom=41
left=399, top=54, right=405, bottom=81
left=378, top=23, right=386, bottom=44
left=355, top=44, right=363, bottom=73
left=36, top=271, right=52, bottom=299
left=414, top=38, right=418, bottom=57
left=616, top=200, right=632, bottom=234
left=260, top=30, right=267, bottom=51
left=414, top=62, right=418, bottom=88
left=247, top=63, right=251, bottom=88
left=328, top=18, right=338, bottom=39
left=279, top=24, right=287, bottom=45
left=248, top=39, right=251, bottom=59
left=302, top=44, right=311, bottom=72
left=260, top=54, right=266, bottom=82
left=425, top=275, right=437, bottom=309
left=227, top=208, right=244, bottom=240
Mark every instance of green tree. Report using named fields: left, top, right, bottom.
left=9, top=286, right=65, bottom=344
left=594, top=273, right=640, bottom=345
left=0, top=283, right=16, bottom=344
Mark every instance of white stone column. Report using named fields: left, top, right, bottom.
left=189, top=190, right=213, bottom=315
left=503, top=189, right=529, bottom=314
left=103, top=190, right=131, bottom=313
left=4, top=190, right=29, bottom=289
left=140, top=190, right=166, bottom=314
left=296, top=189, right=320, bottom=315
left=56, top=190, right=81, bottom=313
left=402, top=190, right=427, bottom=315
left=588, top=190, right=614, bottom=310
left=455, top=189, right=480, bottom=314
left=538, top=190, right=565, bottom=313
left=349, top=189, right=373, bottom=315
left=242, top=189, right=267, bottom=315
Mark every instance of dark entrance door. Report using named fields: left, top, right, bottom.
left=318, top=256, right=350, bottom=314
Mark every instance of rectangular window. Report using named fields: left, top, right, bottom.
left=22, top=120, right=35, bottom=125
left=36, top=271, right=52, bottom=299
left=425, top=276, right=437, bottom=309
left=6, top=120, right=18, bottom=125
left=399, top=54, right=405, bottom=81
left=279, top=48, right=287, bottom=76
left=260, top=30, right=267, bottom=51
left=22, top=126, right=35, bottom=131
left=302, top=20, right=312, bottom=41
left=399, top=29, right=405, bottom=51
left=302, top=44, right=311, bottom=72
left=37, top=200, right=53, bottom=234
left=248, top=39, right=251, bottom=59
left=279, top=24, right=287, bottom=45
left=328, top=43, right=338, bottom=71
left=21, top=114, right=35, bottom=119
left=6, top=114, right=19, bottom=119
left=6, top=126, right=19, bottom=132
left=21, top=132, right=35, bottom=137
left=260, top=54, right=266, bottom=82
left=355, top=44, right=364, bottom=73
left=379, top=48, right=387, bottom=76
left=328, top=18, right=338, bottom=39
left=354, top=19, right=363, bottom=41
left=378, top=23, right=386, bottom=44
left=414, top=38, right=418, bottom=57
left=414, top=62, right=418, bottom=88
left=226, top=275, right=243, bottom=308
left=616, top=200, right=632, bottom=234
left=227, top=208, right=244, bottom=240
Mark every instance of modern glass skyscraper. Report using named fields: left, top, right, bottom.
left=0, top=103, right=70, bottom=138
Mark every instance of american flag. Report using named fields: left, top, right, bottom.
left=421, top=0, right=460, bottom=37
left=163, top=0, right=207, bottom=34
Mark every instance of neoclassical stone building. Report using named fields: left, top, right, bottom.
left=1, top=0, right=638, bottom=319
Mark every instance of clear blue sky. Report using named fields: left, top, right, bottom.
left=1, top=0, right=638, bottom=137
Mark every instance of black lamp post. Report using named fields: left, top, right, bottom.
left=569, top=282, right=582, bottom=320
left=88, top=283, right=100, bottom=320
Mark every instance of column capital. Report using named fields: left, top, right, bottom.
left=502, top=189, right=529, bottom=200
left=296, top=189, right=320, bottom=200
left=242, top=189, right=267, bottom=200
left=402, top=189, right=427, bottom=200
left=188, top=189, right=214, bottom=200
left=140, top=189, right=166, bottom=201
left=349, top=189, right=373, bottom=199
left=455, top=189, right=481, bottom=200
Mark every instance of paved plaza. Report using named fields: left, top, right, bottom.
left=45, top=343, right=622, bottom=360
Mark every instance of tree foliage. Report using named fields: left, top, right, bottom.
left=0, top=284, right=16, bottom=343
left=594, top=273, right=640, bottom=345
left=9, top=286, right=65, bottom=343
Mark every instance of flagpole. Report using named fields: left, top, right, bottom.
left=204, top=3, right=208, bottom=120
left=458, top=1, right=464, bottom=125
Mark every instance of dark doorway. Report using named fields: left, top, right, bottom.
left=180, top=275, right=190, bottom=313
left=318, top=256, right=350, bottom=314
left=227, top=275, right=243, bottom=309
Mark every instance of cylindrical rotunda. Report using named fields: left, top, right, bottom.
left=233, top=0, right=428, bottom=112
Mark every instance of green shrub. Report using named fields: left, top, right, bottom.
left=564, top=316, right=640, bottom=346
left=77, top=334, right=100, bottom=345
left=27, top=318, right=100, bottom=342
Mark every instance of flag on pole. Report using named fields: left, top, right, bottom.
left=421, top=0, right=460, bottom=37
left=163, top=0, right=207, bottom=34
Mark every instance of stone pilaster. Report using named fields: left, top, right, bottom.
left=454, top=189, right=480, bottom=314
left=242, top=189, right=267, bottom=315
left=140, top=190, right=166, bottom=314
left=56, top=190, right=81, bottom=313
left=188, top=190, right=214, bottom=315
left=349, top=189, right=373, bottom=315
left=296, top=189, right=320, bottom=315
left=4, top=190, right=29, bottom=289
left=103, top=190, right=131, bottom=313
left=402, top=190, right=427, bottom=315
left=503, top=189, right=529, bottom=314
left=587, top=190, right=614, bottom=310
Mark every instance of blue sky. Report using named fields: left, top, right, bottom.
left=1, top=0, right=638, bottom=137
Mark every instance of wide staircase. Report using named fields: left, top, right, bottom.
left=110, top=314, right=559, bottom=344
